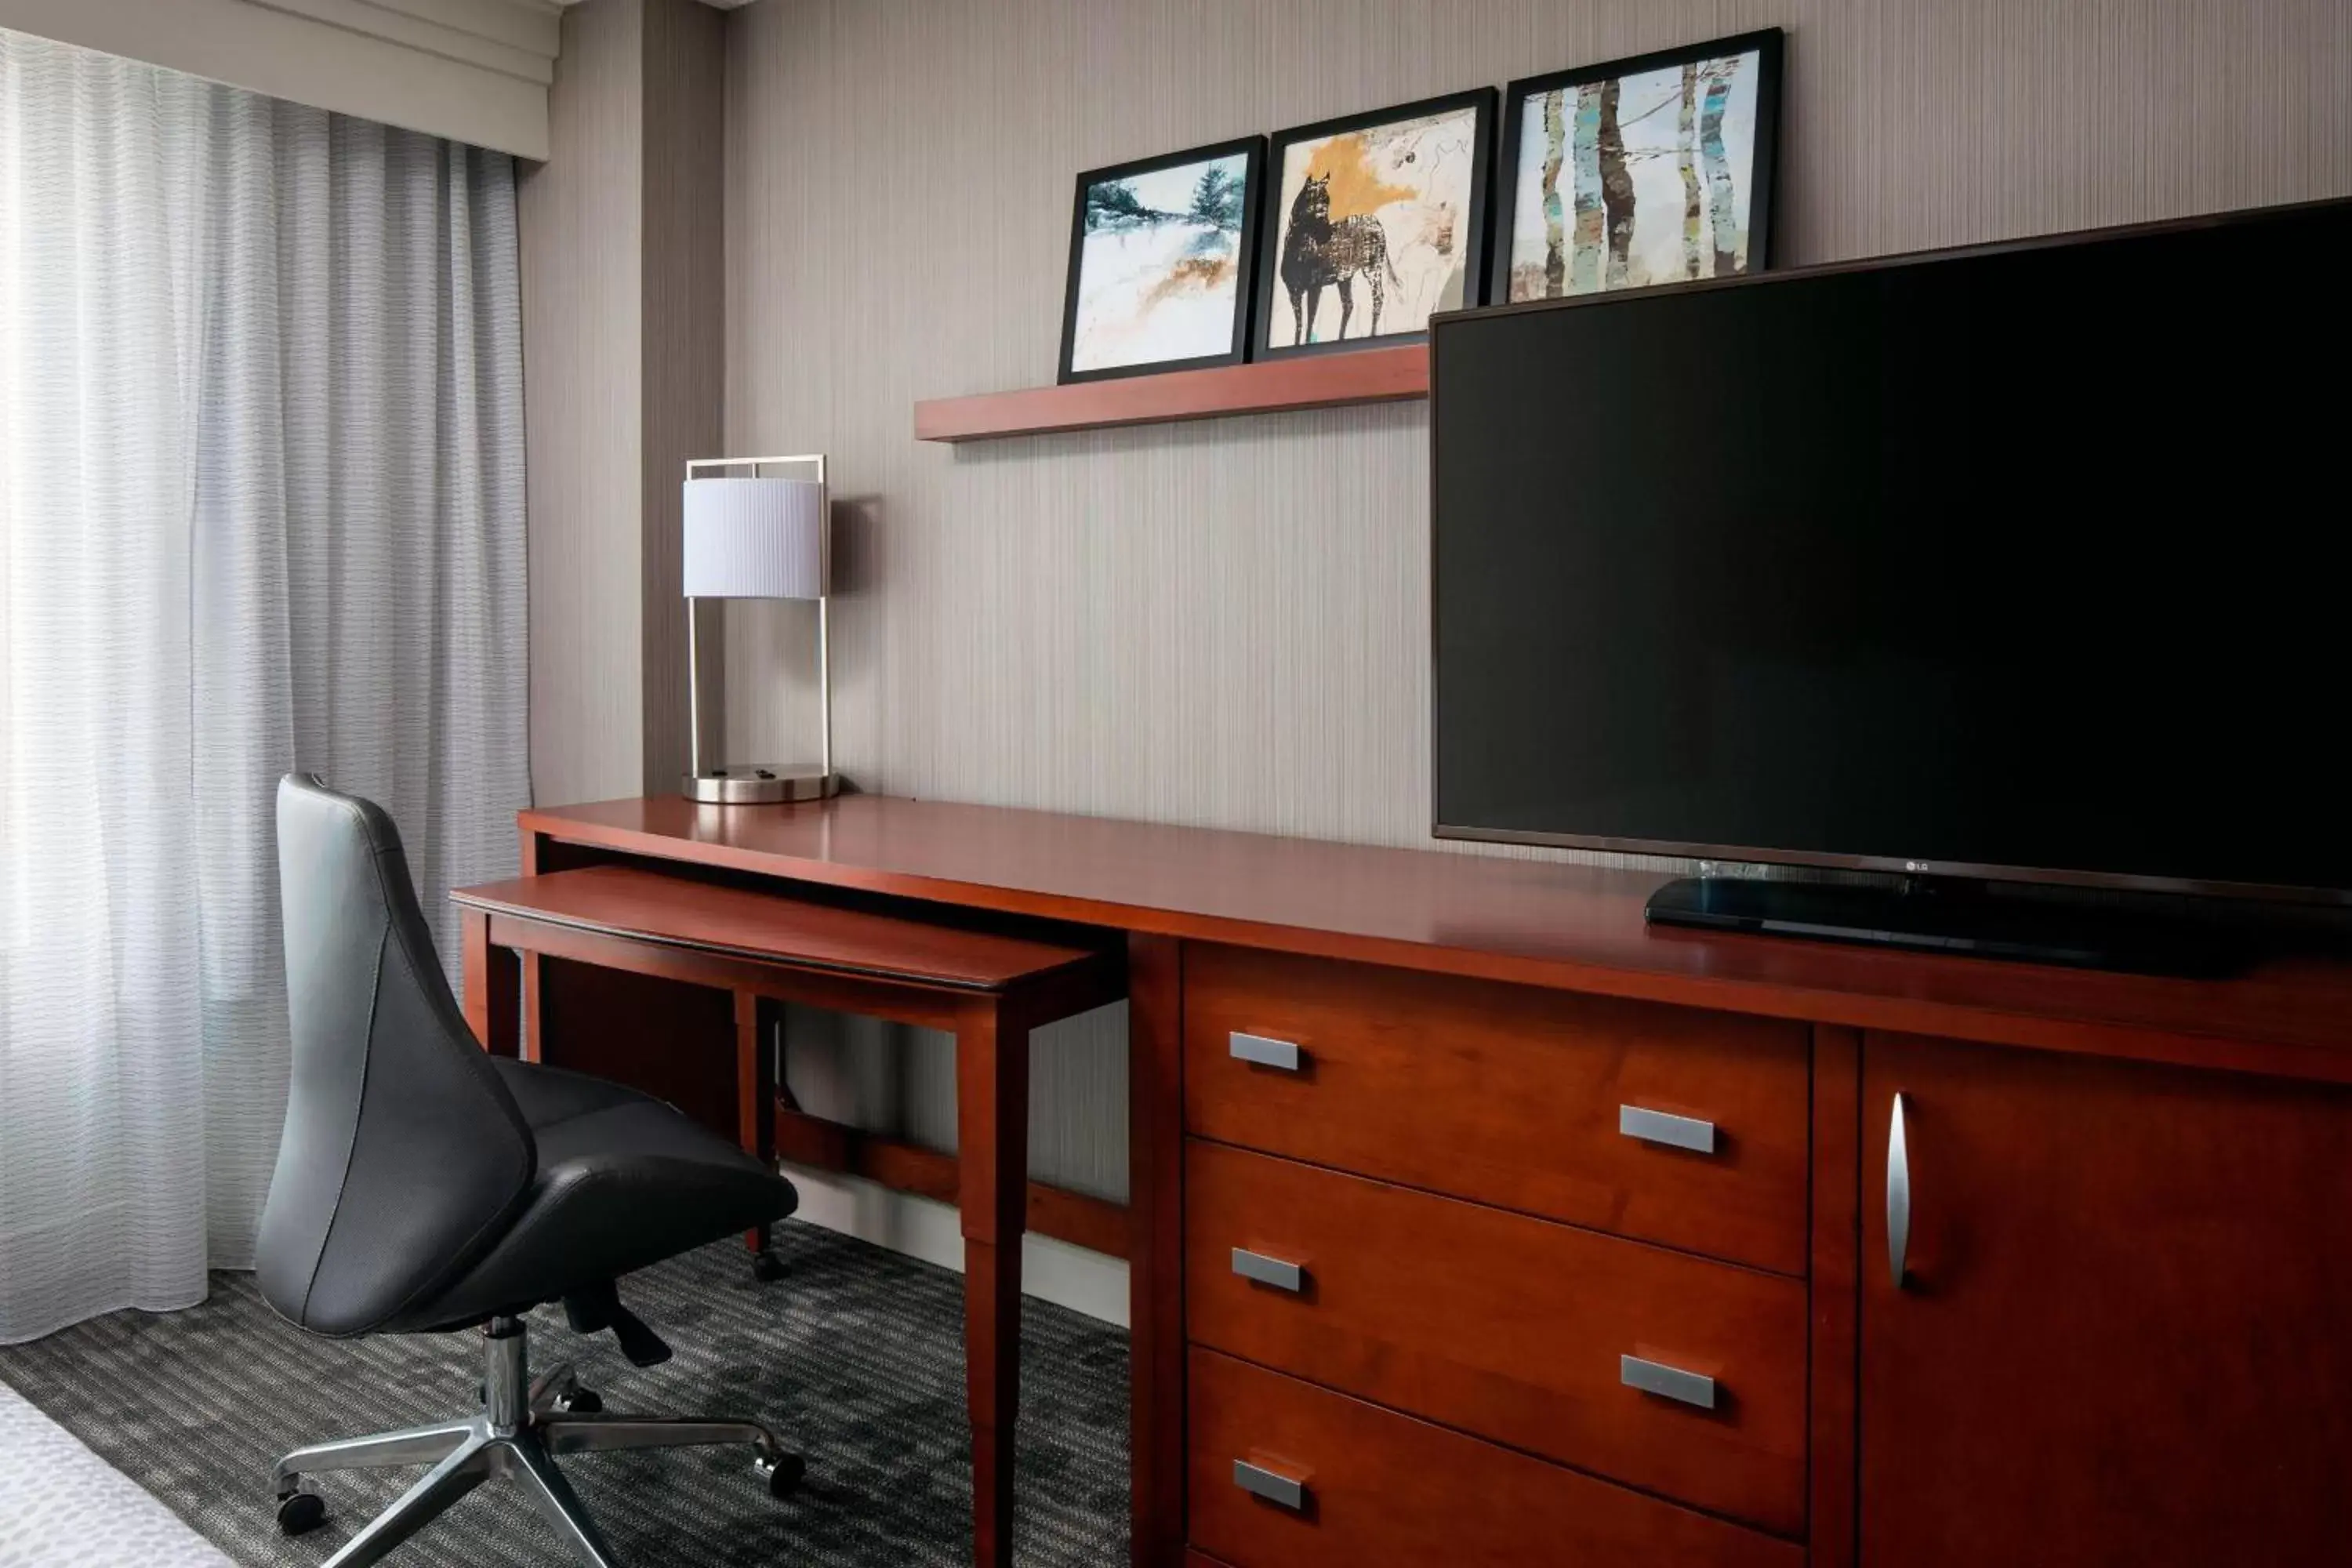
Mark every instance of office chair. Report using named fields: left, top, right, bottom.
left=259, top=775, right=803, bottom=1568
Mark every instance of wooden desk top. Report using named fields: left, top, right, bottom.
left=454, top=865, right=1105, bottom=993
left=521, top=795, right=2352, bottom=1083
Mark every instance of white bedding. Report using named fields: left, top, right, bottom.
left=0, top=1381, right=233, bottom=1567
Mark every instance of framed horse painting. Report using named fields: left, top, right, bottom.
left=1058, top=136, right=1266, bottom=383
left=1254, top=88, right=1496, bottom=360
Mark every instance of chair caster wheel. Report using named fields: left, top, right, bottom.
left=277, top=1490, right=328, bottom=1535
left=550, top=1388, right=603, bottom=1414
left=751, top=1250, right=785, bottom=1282
left=755, top=1451, right=805, bottom=1499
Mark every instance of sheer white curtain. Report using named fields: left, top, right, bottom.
left=0, top=31, right=529, bottom=1343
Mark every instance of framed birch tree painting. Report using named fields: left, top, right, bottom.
left=1491, top=31, right=1783, bottom=303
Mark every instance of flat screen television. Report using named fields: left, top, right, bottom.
left=1430, top=198, right=2352, bottom=960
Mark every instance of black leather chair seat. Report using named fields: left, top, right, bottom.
left=261, top=776, right=805, bottom=1563
left=401, top=1058, right=797, bottom=1330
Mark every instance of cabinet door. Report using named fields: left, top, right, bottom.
left=1860, top=1033, right=2352, bottom=1566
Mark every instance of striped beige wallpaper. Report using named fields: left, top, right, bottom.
left=639, top=0, right=729, bottom=798
left=719, top=0, right=2348, bottom=848
left=530, top=0, right=2352, bottom=1319
left=521, top=0, right=644, bottom=808
left=523, top=0, right=728, bottom=807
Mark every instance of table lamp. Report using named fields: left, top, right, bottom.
left=681, top=454, right=837, bottom=804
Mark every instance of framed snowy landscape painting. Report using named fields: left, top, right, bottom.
left=1492, top=31, right=1782, bottom=303
left=1058, top=136, right=1265, bottom=383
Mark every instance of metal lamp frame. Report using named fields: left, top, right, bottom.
left=681, top=454, right=834, bottom=804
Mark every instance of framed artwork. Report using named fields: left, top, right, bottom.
left=1058, top=136, right=1265, bottom=383
left=1491, top=30, right=1783, bottom=304
left=1255, top=89, right=1497, bottom=358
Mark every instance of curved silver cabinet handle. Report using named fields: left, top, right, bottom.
left=1888, top=1091, right=1911, bottom=1290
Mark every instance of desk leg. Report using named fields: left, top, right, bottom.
left=516, top=833, right=545, bottom=1063
left=459, top=909, right=520, bottom=1056
left=737, top=991, right=782, bottom=1277
left=519, top=954, right=544, bottom=1062
left=1127, top=934, right=1185, bottom=1568
left=956, top=1000, right=1029, bottom=1568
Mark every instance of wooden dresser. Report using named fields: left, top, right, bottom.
left=1181, top=946, right=1810, bottom=1565
left=512, top=795, right=2352, bottom=1568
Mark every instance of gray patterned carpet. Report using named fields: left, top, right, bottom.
left=0, top=1222, right=1129, bottom=1567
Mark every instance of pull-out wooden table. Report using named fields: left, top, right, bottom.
left=452, top=865, right=1126, bottom=1568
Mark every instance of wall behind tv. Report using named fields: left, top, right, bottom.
left=550, top=0, right=2348, bottom=1319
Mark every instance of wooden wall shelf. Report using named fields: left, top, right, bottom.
left=913, top=343, right=1428, bottom=442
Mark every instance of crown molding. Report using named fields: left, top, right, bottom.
left=0, top=0, right=554, bottom=156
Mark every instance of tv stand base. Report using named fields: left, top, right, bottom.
left=1644, top=874, right=2245, bottom=975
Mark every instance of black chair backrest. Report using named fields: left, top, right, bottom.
left=256, top=775, right=534, bottom=1335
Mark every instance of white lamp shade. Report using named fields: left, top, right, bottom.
left=682, top=476, right=826, bottom=599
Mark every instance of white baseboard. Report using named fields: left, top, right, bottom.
left=780, top=1164, right=1131, bottom=1329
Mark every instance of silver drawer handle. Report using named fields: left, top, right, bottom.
left=1231, top=1247, right=1305, bottom=1293
left=1889, top=1091, right=1911, bottom=1290
left=1620, top=1353, right=1718, bottom=1410
left=1232, top=1459, right=1307, bottom=1511
left=1229, top=1032, right=1303, bottom=1072
left=1618, top=1104, right=1717, bottom=1154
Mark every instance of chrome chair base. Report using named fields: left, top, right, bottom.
left=273, top=1316, right=798, bottom=1568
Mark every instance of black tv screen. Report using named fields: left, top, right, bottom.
left=1431, top=200, right=2352, bottom=900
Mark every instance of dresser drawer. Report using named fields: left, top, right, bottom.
left=1189, top=1348, right=1800, bottom=1568
left=1187, top=1141, right=1806, bottom=1534
left=1184, top=945, right=1810, bottom=1274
